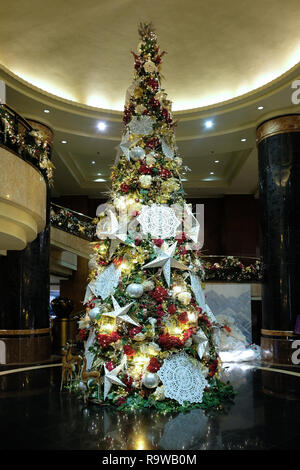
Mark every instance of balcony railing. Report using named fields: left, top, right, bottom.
left=50, top=203, right=97, bottom=241
left=0, top=103, right=54, bottom=185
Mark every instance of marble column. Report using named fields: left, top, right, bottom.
left=0, top=121, right=53, bottom=365
left=256, top=114, right=300, bottom=365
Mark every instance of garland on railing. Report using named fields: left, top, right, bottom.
left=50, top=205, right=97, bottom=241
left=204, top=256, right=262, bottom=282
left=0, top=106, right=55, bottom=185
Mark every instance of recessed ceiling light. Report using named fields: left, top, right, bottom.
left=241, top=138, right=247, bottom=142
left=97, top=172, right=102, bottom=176
left=61, top=140, right=67, bottom=144
left=43, top=109, right=50, bottom=113
left=94, top=178, right=106, bottom=182
left=204, top=120, right=214, bottom=129
left=181, top=178, right=188, bottom=182
left=257, top=106, right=264, bottom=110
left=210, top=172, right=214, bottom=175
left=97, top=121, right=107, bottom=131
left=91, top=161, right=96, bottom=165
left=214, top=160, right=220, bottom=163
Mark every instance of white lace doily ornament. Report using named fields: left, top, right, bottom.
left=157, top=351, right=208, bottom=405
left=137, top=204, right=181, bottom=239
left=128, top=115, right=154, bottom=135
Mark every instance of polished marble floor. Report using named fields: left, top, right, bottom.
left=0, top=362, right=300, bottom=450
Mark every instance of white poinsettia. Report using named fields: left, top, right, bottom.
left=142, top=279, right=155, bottom=291
left=143, top=60, right=157, bottom=73
left=135, top=104, right=146, bottom=115
left=145, top=154, right=156, bottom=165
left=177, top=291, right=192, bottom=305
left=139, top=174, right=152, bottom=188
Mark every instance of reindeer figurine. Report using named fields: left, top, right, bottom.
left=81, top=356, right=102, bottom=402
left=60, top=342, right=82, bottom=391
left=60, top=347, right=75, bottom=391
left=65, top=341, right=82, bottom=379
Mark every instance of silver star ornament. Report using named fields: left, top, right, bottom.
left=104, top=363, right=126, bottom=400
left=104, top=295, right=140, bottom=327
left=142, top=241, right=189, bottom=286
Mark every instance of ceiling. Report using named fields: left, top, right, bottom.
left=1, top=1, right=300, bottom=201
left=1, top=0, right=300, bottom=111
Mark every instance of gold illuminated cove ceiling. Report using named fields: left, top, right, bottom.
left=1, top=0, right=300, bottom=112
left=1, top=1, right=300, bottom=199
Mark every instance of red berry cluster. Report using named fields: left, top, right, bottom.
left=149, top=286, right=169, bottom=302
left=105, top=361, right=115, bottom=371
left=129, top=326, right=143, bottom=339
left=147, top=357, right=161, bottom=372
left=117, top=396, right=126, bottom=406
left=97, top=331, right=120, bottom=349
left=120, top=183, right=130, bottom=193
left=138, top=165, right=153, bottom=175
left=183, top=327, right=195, bottom=341
left=160, top=168, right=172, bottom=179
left=168, top=304, right=177, bottom=315
left=178, top=246, right=187, bottom=257
left=177, top=232, right=188, bottom=244
left=153, top=238, right=164, bottom=247
left=161, top=108, right=172, bottom=124
left=208, top=359, right=218, bottom=377
left=199, top=312, right=211, bottom=327
left=178, top=311, right=188, bottom=324
left=123, top=103, right=134, bottom=124
left=147, top=78, right=159, bottom=90
left=123, top=374, right=134, bottom=393
left=124, top=345, right=135, bottom=357
left=158, top=332, right=184, bottom=350
left=145, top=137, right=160, bottom=150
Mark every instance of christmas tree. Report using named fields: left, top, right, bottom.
left=75, top=23, right=234, bottom=412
